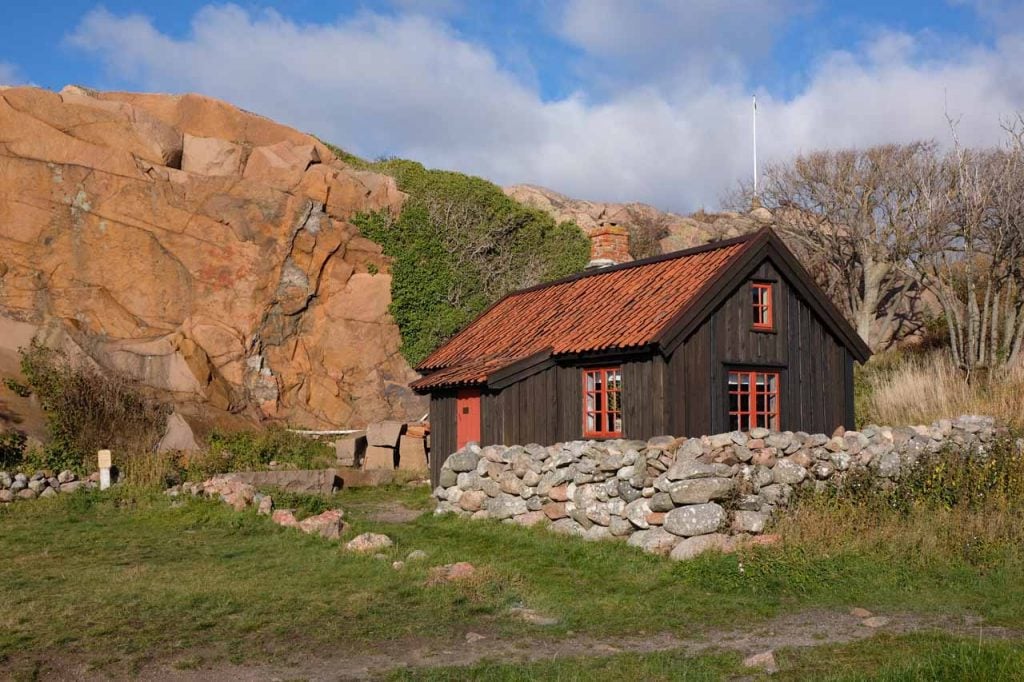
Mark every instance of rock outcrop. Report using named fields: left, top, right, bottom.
left=0, top=85, right=425, bottom=428
left=504, top=184, right=774, bottom=254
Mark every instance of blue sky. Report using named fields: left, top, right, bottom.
left=2, top=1, right=1022, bottom=211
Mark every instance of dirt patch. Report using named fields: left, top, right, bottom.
left=126, top=609, right=1022, bottom=681
left=362, top=503, right=426, bottom=524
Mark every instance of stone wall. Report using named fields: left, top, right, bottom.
left=433, top=416, right=1001, bottom=560
left=0, top=469, right=95, bottom=503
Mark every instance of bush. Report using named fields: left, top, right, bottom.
left=348, top=157, right=590, bottom=365
left=184, top=426, right=334, bottom=480
left=18, top=342, right=171, bottom=472
left=3, top=377, right=31, bottom=397
left=0, top=429, right=26, bottom=469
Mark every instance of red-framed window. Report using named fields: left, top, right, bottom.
left=583, top=367, right=623, bottom=438
left=752, top=282, right=774, bottom=330
left=727, top=370, right=780, bottom=431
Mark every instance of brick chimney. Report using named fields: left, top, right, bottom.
left=587, top=222, right=631, bottom=269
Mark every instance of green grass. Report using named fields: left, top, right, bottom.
left=774, top=632, right=1024, bottom=681
left=0, top=487, right=1021, bottom=677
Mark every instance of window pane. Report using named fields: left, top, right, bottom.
left=608, top=370, right=621, bottom=389
left=737, top=386, right=750, bottom=414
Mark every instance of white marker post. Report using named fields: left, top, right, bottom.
left=98, top=449, right=112, bottom=490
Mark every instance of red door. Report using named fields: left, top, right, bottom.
left=456, top=388, right=481, bottom=449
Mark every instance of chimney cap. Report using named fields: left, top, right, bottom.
left=587, top=222, right=631, bottom=269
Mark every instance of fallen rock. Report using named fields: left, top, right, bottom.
left=427, top=562, right=477, bottom=584
left=271, top=509, right=299, bottom=528
left=297, top=509, right=346, bottom=540
left=743, top=650, right=777, bottom=673
left=407, top=550, right=428, bottom=561
left=862, top=616, right=890, bottom=628
left=509, top=607, right=559, bottom=626
left=157, top=412, right=200, bottom=452
left=257, top=495, right=273, bottom=516
left=849, top=607, right=873, bottom=619
left=345, top=532, right=393, bottom=553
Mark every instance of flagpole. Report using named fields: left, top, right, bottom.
left=752, top=95, right=758, bottom=201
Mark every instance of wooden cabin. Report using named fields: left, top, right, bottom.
left=412, top=226, right=872, bottom=485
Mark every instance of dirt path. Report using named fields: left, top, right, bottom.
left=125, top=609, right=1019, bottom=681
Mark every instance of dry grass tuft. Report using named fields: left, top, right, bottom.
left=859, top=352, right=1024, bottom=428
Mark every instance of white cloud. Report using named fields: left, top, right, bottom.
left=0, top=62, right=24, bottom=85
left=68, top=5, right=1024, bottom=212
left=556, top=0, right=805, bottom=92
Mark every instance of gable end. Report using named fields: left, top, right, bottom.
left=657, top=231, right=871, bottom=363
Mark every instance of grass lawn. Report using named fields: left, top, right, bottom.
left=0, top=485, right=1022, bottom=678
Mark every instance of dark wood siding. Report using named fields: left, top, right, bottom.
left=621, top=354, right=667, bottom=439
left=663, top=256, right=853, bottom=437
left=429, top=391, right=458, bottom=486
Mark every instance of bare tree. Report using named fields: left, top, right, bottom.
left=757, top=144, right=931, bottom=350
left=909, top=120, right=1024, bottom=375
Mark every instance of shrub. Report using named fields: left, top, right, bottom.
left=0, top=429, right=26, bottom=469
left=18, top=342, right=171, bottom=472
left=349, top=157, right=590, bottom=365
left=185, top=426, right=334, bottom=479
left=19, top=441, right=81, bottom=474
left=3, top=377, right=31, bottom=397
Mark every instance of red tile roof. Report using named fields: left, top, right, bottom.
left=411, top=233, right=759, bottom=391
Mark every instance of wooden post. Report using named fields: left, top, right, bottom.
left=97, top=449, right=112, bottom=490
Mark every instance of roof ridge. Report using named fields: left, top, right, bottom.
left=504, top=229, right=763, bottom=299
